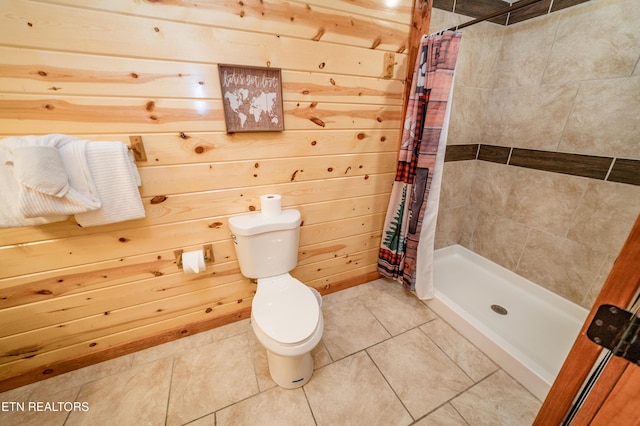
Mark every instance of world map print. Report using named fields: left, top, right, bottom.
left=223, top=89, right=279, bottom=129
left=218, top=65, right=284, bottom=132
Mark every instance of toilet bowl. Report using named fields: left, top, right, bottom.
left=228, top=203, right=324, bottom=388
left=251, top=273, right=323, bottom=388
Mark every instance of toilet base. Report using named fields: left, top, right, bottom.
left=266, top=350, right=313, bottom=389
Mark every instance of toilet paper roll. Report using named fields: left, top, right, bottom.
left=260, top=194, right=282, bottom=217
left=182, top=249, right=206, bottom=274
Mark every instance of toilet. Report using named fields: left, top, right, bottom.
left=228, top=206, right=323, bottom=388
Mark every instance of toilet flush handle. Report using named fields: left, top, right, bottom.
left=230, top=233, right=238, bottom=245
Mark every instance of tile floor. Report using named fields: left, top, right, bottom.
left=0, top=278, right=542, bottom=425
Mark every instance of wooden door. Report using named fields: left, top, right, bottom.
left=534, top=214, right=640, bottom=425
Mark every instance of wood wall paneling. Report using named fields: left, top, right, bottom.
left=0, top=0, right=411, bottom=391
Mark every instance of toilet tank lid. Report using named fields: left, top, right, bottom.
left=229, top=209, right=301, bottom=236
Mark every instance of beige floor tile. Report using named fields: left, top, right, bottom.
left=0, top=355, right=135, bottom=426
left=0, top=380, right=43, bottom=419
left=66, top=357, right=172, bottom=426
left=420, top=318, right=498, bottom=382
left=367, top=328, right=474, bottom=419
left=311, top=339, right=333, bottom=369
left=132, top=330, right=213, bottom=365
left=31, top=354, right=134, bottom=398
left=0, top=280, right=548, bottom=426
left=451, top=370, right=541, bottom=425
left=166, top=333, right=259, bottom=426
left=321, top=284, right=367, bottom=308
left=413, top=403, right=468, bottom=426
left=304, top=351, right=412, bottom=426
left=247, top=329, right=277, bottom=392
left=0, top=380, right=39, bottom=397
left=207, top=318, right=253, bottom=342
left=0, top=386, right=79, bottom=426
left=186, top=412, right=216, bottom=426
left=321, top=298, right=390, bottom=360
left=217, top=386, right=314, bottom=426
left=359, top=278, right=438, bottom=335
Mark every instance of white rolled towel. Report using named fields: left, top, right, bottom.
left=11, top=142, right=101, bottom=218
left=11, top=145, right=69, bottom=197
left=0, top=134, right=101, bottom=227
left=74, top=142, right=145, bottom=227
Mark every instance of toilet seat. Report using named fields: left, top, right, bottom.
left=252, top=274, right=320, bottom=345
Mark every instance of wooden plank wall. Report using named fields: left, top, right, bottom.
left=0, top=0, right=413, bottom=391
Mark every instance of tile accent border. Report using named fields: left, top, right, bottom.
left=477, top=144, right=510, bottom=164
left=609, top=159, right=640, bottom=186
left=444, top=144, right=640, bottom=186
left=444, top=144, right=478, bottom=162
left=509, top=149, right=611, bottom=180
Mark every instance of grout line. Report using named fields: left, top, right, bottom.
left=539, top=7, right=563, bottom=87
left=413, top=337, right=492, bottom=424
left=163, top=356, right=175, bottom=426
left=580, top=254, right=609, bottom=308
left=363, top=349, right=416, bottom=422
left=604, top=157, right=616, bottom=182
left=564, top=175, right=591, bottom=240
left=632, top=54, right=640, bottom=76
left=244, top=328, right=263, bottom=395
left=300, top=386, right=317, bottom=426
left=555, top=81, right=582, bottom=152
left=513, top=225, right=533, bottom=274
left=63, top=386, right=84, bottom=425
left=417, top=323, right=478, bottom=385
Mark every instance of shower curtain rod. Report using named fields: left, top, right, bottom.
left=438, top=0, right=545, bottom=33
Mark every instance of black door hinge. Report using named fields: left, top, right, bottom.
left=586, top=304, right=640, bottom=365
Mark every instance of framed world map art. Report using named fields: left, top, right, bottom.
left=218, top=64, right=285, bottom=133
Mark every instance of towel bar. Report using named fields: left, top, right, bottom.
left=128, top=135, right=147, bottom=162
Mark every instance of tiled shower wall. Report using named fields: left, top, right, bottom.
left=432, top=0, right=640, bottom=309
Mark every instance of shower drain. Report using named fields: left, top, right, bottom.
left=491, top=304, right=508, bottom=315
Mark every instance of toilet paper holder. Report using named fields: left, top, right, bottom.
left=174, top=244, right=214, bottom=269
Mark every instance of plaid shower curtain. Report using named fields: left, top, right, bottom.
left=378, top=31, right=461, bottom=292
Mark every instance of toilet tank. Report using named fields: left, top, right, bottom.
left=228, top=209, right=301, bottom=279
